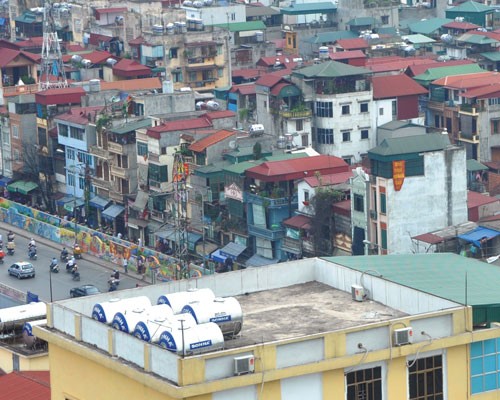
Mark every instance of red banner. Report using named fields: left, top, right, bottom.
left=392, top=160, right=405, bottom=191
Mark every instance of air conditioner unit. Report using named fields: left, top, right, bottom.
left=351, top=284, right=365, bottom=302
left=393, top=327, right=413, bottom=346
left=369, top=210, right=377, bottom=220
left=234, top=355, right=255, bottom=376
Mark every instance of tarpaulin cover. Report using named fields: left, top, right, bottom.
left=458, top=226, right=500, bottom=248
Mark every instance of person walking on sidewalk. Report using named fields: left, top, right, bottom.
left=122, top=256, right=128, bottom=274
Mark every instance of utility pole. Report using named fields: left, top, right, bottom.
left=173, top=152, right=189, bottom=279
left=39, top=0, right=68, bottom=90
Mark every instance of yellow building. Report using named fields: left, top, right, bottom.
left=36, top=253, right=500, bottom=399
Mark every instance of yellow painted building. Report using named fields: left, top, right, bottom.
left=36, top=254, right=500, bottom=399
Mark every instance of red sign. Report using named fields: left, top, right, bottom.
left=392, top=160, right=405, bottom=191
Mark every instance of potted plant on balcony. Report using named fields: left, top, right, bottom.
left=303, top=200, right=310, bottom=206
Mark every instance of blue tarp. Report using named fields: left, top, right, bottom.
left=89, top=195, right=111, bottom=210
left=458, top=226, right=500, bottom=248
left=102, top=204, right=125, bottom=220
left=220, top=242, right=246, bottom=260
left=0, top=176, right=11, bottom=187
left=211, top=249, right=227, bottom=263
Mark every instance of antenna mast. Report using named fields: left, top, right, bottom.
left=173, top=152, right=189, bottom=279
left=39, top=0, right=68, bottom=90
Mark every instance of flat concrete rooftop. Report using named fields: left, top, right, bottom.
left=227, top=281, right=407, bottom=349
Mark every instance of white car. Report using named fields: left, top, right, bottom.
left=8, top=261, right=35, bottom=279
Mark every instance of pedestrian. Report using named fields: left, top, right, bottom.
left=122, top=256, right=128, bottom=274
left=137, top=238, right=142, bottom=248
left=117, top=232, right=122, bottom=239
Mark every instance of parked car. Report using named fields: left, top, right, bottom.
left=8, top=261, right=35, bottom=279
left=70, top=284, right=101, bottom=298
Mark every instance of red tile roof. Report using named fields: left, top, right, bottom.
left=0, top=371, right=50, bottom=400
left=147, top=117, right=212, bottom=139
left=54, top=106, right=105, bottom=125
left=336, top=38, right=369, bottom=50
left=66, top=44, right=87, bottom=52
left=0, top=48, right=36, bottom=67
left=232, top=68, right=261, bottom=79
left=468, top=190, right=499, bottom=208
left=35, top=87, right=86, bottom=106
left=255, top=74, right=287, bottom=88
left=246, top=155, right=349, bottom=182
left=204, top=110, right=236, bottom=120
left=412, top=232, right=445, bottom=244
left=113, top=58, right=151, bottom=77
left=462, top=82, right=500, bottom=99
left=230, top=84, right=256, bottom=95
left=372, top=74, right=428, bottom=99
left=129, top=37, right=145, bottom=46
left=189, top=129, right=236, bottom=152
left=442, top=21, right=480, bottom=30
left=469, top=30, right=500, bottom=41
left=367, top=58, right=434, bottom=73
left=84, top=50, right=115, bottom=64
left=330, top=50, right=366, bottom=60
left=100, top=77, right=162, bottom=91
left=89, top=33, right=114, bottom=46
left=15, top=36, right=44, bottom=47
left=283, top=214, right=311, bottom=229
left=432, top=71, right=499, bottom=89
left=303, top=171, right=353, bottom=187
left=0, top=39, right=22, bottom=50
left=257, top=55, right=297, bottom=68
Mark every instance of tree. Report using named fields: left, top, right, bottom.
left=253, top=142, right=262, bottom=160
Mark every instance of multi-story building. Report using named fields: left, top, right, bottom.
left=35, top=252, right=500, bottom=400
left=365, top=134, right=467, bottom=254
left=291, top=60, right=374, bottom=165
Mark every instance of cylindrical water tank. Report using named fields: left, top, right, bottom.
left=133, top=313, right=196, bottom=343
left=159, top=322, right=224, bottom=355
left=153, top=24, right=164, bottom=35
left=92, top=296, right=152, bottom=324
left=183, top=0, right=193, bottom=6
left=193, top=1, right=203, bottom=7
left=179, top=22, right=187, bottom=33
left=112, top=304, right=172, bottom=333
left=319, top=46, right=329, bottom=59
left=181, top=297, right=242, bottom=336
left=162, top=79, right=174, bottom=94
left=174, top=21, right=182, bottom=33
left=255, top=31, right=264, bottom=42
left=157, top=288, right=215, bottom=314
left=71, top=54, right=82, bottom=63
left=22, top=319, right=47, bottom=347
left=89, top=79, right=101, bottom=93
left=166, top=23, right=175, bottom=34
left=0, top=302, right=46, bottom=331
left=206, top=100, right=220, bottom=111
left=195, top=19, right=204, bottom=31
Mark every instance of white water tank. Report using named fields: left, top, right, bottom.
left=133, top=313, right=196, bottom=342
left=89, top=79, right=101, bottom=93
left=319, top=46, right=329, bottom=59
left=255, top=31, right=264, bottom=42
left=0, top=302, right=46, bottom=331
left=112, top=304, right=172, bottom=333
left=249, top=124, right=265, bottom=136
left=181, top=297, right=242, bottom=336
left=92, top=296, right=152, bottom=324
left=159, top=322, right=224, bottom=355
left=71, top=54, right=82, bottom=63
left=206, top=100, right=220, bottom=110
left=22, top=319, right=47, bottom=347
left=157, top=288, right=215, bottom=314
left=179, top=21, right=187, bottom=33
left=153, top=24, right=164, bottom=35
left=106, top=58, right=117, bottom=66
left=162, top=79, right=174, bottom=94
left=166, top=23, right=175, bottom=34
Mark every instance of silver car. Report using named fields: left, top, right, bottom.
left=8, top=261, right=35, bottom=279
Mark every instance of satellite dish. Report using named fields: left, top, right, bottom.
left=229, top=140, right=238, bottom=149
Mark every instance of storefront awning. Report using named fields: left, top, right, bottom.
left=155, top=228, right=176, bottom=241
left=89, top=195, right=111, bottom=210
left=127, top=217, right=149, bottom=230
left=210, top=249, right=227, bottom=263
left=0, top=177, right=12, bottom=188
left=7, top=181, right=38, bottom=195
left=64, top=199, right=85, bottom=212
left=56, top=195, right=74, bottom=206
left=187, top=232, right=202, bottom=251
left=220, top=242, right=246, bottom=260
left=131, top=191, right=149, bottom=212
left=102, top=204, right=125, bottom=220
left=458, top=226, right=500, bottom=248
left=245, top=254, right=279, bottom=268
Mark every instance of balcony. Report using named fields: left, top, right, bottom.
left=108, top=142, right=124, bottom=154
left=111, top=165, right=130, bottom=179
left=90, top=145, right=111, bottom=160
left=458, top=132, right=479, bottom=143
left=279, top=109, right=312, bottom=119
left=92, top=176, right=112, bottom=191
left=2, top=83, right=39, bottom=98
left=109, top=190, right=124, bottom=203
left=246, top=192, right=298, bottom=208
left=247, top=224, right=285, bottom=241
left=459, top=103, right=482, bottom=115
left=282, top=237, right=301, bottom=254
left=426, top=100, right=445, bottom=111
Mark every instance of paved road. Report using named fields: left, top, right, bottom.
left=0, top=222, right=146, bottom=302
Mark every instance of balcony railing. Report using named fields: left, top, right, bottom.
left=108, top=142, right=124, bottom=154
left=90, top=145, right=111, bottom=160
left=2, top=83, right=39, bottom=97
left=282, top=237, right=301, bottom=253
left=279, top=109, right=312, bottom=119
left=247, top=224, right=285, bottom=241
left=111, top=165, right=130, bottom=179
left=246, top=192, right=298, bottom=208
left=92, top=176, right=112, bottom=190
left=109, top=190, right=124, bottom=203
left=459, top=103, right=482, bottom=114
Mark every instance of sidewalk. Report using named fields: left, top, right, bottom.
left=0, top=221, right=148, bottom=285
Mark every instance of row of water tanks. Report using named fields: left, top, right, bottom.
left=92, top=288, right=242, bottom=355
left=153, top=20, right=205, bottom=35
left=183, top=0, right=214, bottom=7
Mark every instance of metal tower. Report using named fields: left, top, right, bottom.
left=172, top=152, right=189, bottom=278
left=39, top=1, right=67, bottom=90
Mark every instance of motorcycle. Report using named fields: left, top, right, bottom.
left=0, top=249, right=4, bottom=264
left=50, top=260, right=59, bottom=273
left=28, top=248, right=37, bottom=261
left=66, top=262, right=75, bottom=273
left=73, top=244, right=83, bottom=259
left=71, top=268, right=80, bottom=281
left=6, top=242, right=15, bottom=256
left=108, top=278, right=119, bottom=292
left=60, top=251, right=69, bottom=262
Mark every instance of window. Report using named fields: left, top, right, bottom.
left=3, top=130, right=9, bottom=145
left=360, top=102, right=369, bottom=113
left=137, top=142, right=148, bottom=156
left=381, top=15, right=389, bottom=24
left=217, top=44, right=223, bottom=55
left=409, top=355, right=443, bottom=399
left=172, top=70, right=182, bottom=83
left=264, top=101, right=267, bottom=109
left=379, top=107, right=384, bottom=116
left=11, top=125, right=19, bottom=139
left=217, top=68, right=223, bottom=78
left=315, top=101, right=333, bottom=118
left=316, top=128, right=334, bottom=144
left=13, top=149, right=20, bottom=161
left=361, top=129, right=369, bottom=140
left=69, top=126, right=84, bottom=141
left=380, top=193, right=386, bottom=214
left=189, top=72, right=197, bottom=82
left=77, top=152, right=92, bottom=166
left=231, top=12, right=236, bottom=20
left=493, top=119, right=500, bottom=134
left=296, top=119, right=303, bottom=131
left=342, top=130, right=351, bottom=142
left=471, top=339, right=500, bottom=394
left=67, top=148, right=75, bottom=160
left=301, top=134, right=308, bottom=147
left=342, top=104, right=350, bottom=115
left=161, top=147, right=167, bottom=155
left=343, top=157, right=352, bottom=165
left=58, top=124, right=68, bottom=137
left=67, top=173, right=75, bottom=187
left=79, top=176, right=85, bottom=190
left=353, top=194, right=364, bottom=212
left=381, top=228, right=387, bottom=250
left=169, top=47, right=178, bottom=58
left=346, top=366, right=382, bottom=400
left=304, top=190, right=309, bottom=202
left=392, top=100, right=397, bottom=116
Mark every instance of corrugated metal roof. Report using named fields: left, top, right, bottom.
left=336, top=38, right=369, bottom=50
left=368, top=134, right=450, bottom=157
left=457, top=33, right=498, bottom=45
left=468, top=191, right=498, bottom=208
left=213, top=21, right=266, bottom=32
left=292, top=60, right=371, bottom=78
left=189, top=129, right=235, bottom=152
left=329, top=50, right=366, bottom=60
left=447, top=0, right=494, bottom=13
left=304, top=30, right=357, bottom=45
left=480, top=51, right=500, bottom=61
left=245, top=5, right=280, bottom=17
left=223, top=161, right=263, bottom=175
left=413, top=63, right=484, bottom=85
left=409, top=18, right=452, bottom=35
left=347, top=16, right=377, bottom=26
left=466, top=159, right=488, bottom=171
left=321, top=253, right=500, bottom=306
left=372, top=74, right=427, bottom=99
left=110, top=118, right=152, bottom=134
left=0, top=371, right=50, bottom=400
left=281, top=1, right=336, bottom=15
left=402, top=34, right=436, bottom=44
left=432, top=71, right=497, bottom=89
left=442, top=21, right=480, bottom=30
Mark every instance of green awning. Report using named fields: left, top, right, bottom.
left=64, top=199, right=85, bottom=212
left=467, top=159, right=488, bottom=172
left=7, top=181, right=38, bottom=195
left=151, top=67, right=166, bottom=73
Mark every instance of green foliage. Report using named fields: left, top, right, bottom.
left=253, top=142, right=262, bottom=160
left=239, top=108, right=248, bottom=121
left=21, top=75, right=35, bottom=84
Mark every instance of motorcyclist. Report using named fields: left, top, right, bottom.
left=66, top=256, right=76, bottom=271
left=112, top=269, right=120, bottom=280
left=7, top=231, right=14, bottom=242
left=61, top=247, right=69, bottom=260
left=71, top=264, right=80, bottom=280
left=29, top=238, right=36, bottom=249
left=50, top=257, right=59, bottom=272
left=28, top=245, right=37, bottom=258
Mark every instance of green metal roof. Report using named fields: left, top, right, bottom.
left=304, top=30, right=357, bottom=44
left=194, top=161, right=230, bottom=175
left=446, top=0, right=494, bottom=13
left=264, top=152, right=310, bottom=161
left=281, top=2, right=337, bottom=15
left=110, top=118, right=151, bottom=135
left=413, top=63, right=484, bottom=86
left=213, top=21, right=266, bottom=32
left=402, top=34, right=436, bottom=44
left=368, top=134, right=450, bottom=158
left=457, top=33, right=498, bottom=45
left=481, top=51, right=500, bottom=61
left=322, top=253, right=500, bottom=308
left=467, top=159, right=488, bottom=171
left=292, top=60, right=371, bottom=79
left=408, top=18, right=453, bottom=35
left=14, top=12, right=37, bottom=24
left=347, top=16, right=377, bottom=26
left=223, top=160, right=262, bottom=175
left=377, top=27, right=399, bottom=36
